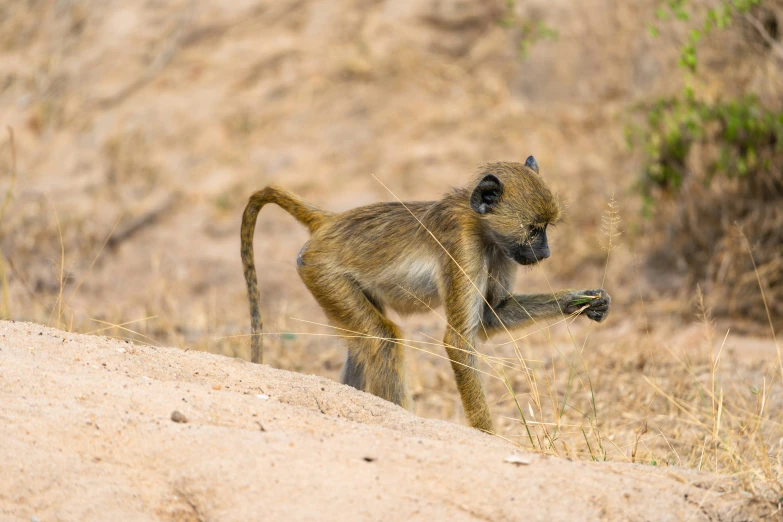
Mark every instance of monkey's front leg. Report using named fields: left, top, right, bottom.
left=442, top=279, right=494, bottom=432
left=444, top=327, right=493, bottom=432
left=481, top=289, right=611, bottom=338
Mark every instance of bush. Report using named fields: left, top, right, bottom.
left=638, top=1, right=783, bottom=324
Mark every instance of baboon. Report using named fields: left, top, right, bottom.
left=241, top=157, right=611, bottom=432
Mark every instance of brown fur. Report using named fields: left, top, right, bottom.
left=241, top=160, right=611, bottom=431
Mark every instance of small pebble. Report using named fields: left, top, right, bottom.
left=504, top=454, right=532, bottom=466
left=212, top=384, right=221, bottom=391
left=170, top=411, right=188, bottom=423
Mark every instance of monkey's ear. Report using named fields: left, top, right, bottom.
left=525, top=155, right=540, bottom=174
left=470, top=174, right=504, bottom=215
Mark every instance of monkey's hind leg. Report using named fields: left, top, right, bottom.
left=298, top=267, right=413, bottom=411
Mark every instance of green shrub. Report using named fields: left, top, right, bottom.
left=637, top=0, right=783, bottom=323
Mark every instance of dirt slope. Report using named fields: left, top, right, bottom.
left=0, top=321, right=766, bottom=522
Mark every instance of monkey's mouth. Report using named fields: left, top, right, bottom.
left=507, top=244, right=549, bottom=265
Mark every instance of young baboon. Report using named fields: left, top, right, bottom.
left=241, top=157, right=611, bottom=432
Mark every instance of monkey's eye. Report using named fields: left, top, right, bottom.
left=522, top=227, right=538, bottom=243
left=525, top=224, right=547, bottom=242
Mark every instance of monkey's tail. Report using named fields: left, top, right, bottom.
left=241, top=186, right=331, bottom=364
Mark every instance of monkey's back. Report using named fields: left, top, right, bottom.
left=301, top=201, right=444, bottom=315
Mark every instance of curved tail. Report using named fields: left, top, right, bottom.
left=241, top=186, right=331, bottom=363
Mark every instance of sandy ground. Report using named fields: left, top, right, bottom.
left=0, top=320, right=771, bottom=522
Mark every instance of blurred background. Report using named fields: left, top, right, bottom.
left=1, top=0, right=782, bottom=486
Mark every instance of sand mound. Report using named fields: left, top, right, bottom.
left=0, top=321, right=767, bottom=521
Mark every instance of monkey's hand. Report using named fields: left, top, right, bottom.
left=564, top=289, right=611, bottom=323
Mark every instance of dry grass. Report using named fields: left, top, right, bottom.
left=489, top=201, right=781, bottom=506
left=644, top=143, right=783, bottom=327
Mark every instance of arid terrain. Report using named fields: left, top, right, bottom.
left=1, top=0, right=782, bottom=519
left=0, top=321, right=775, bottom=521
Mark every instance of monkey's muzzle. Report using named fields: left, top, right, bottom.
left=507, top=232, right=550, bottom=265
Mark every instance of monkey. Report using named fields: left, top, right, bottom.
left=241, top=157, right=611, bottom=432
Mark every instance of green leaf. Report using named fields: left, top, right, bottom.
left=674, top=8, right=690, bottom=21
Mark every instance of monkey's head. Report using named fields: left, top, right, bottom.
left=469, top=158, right=562, bottom=266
